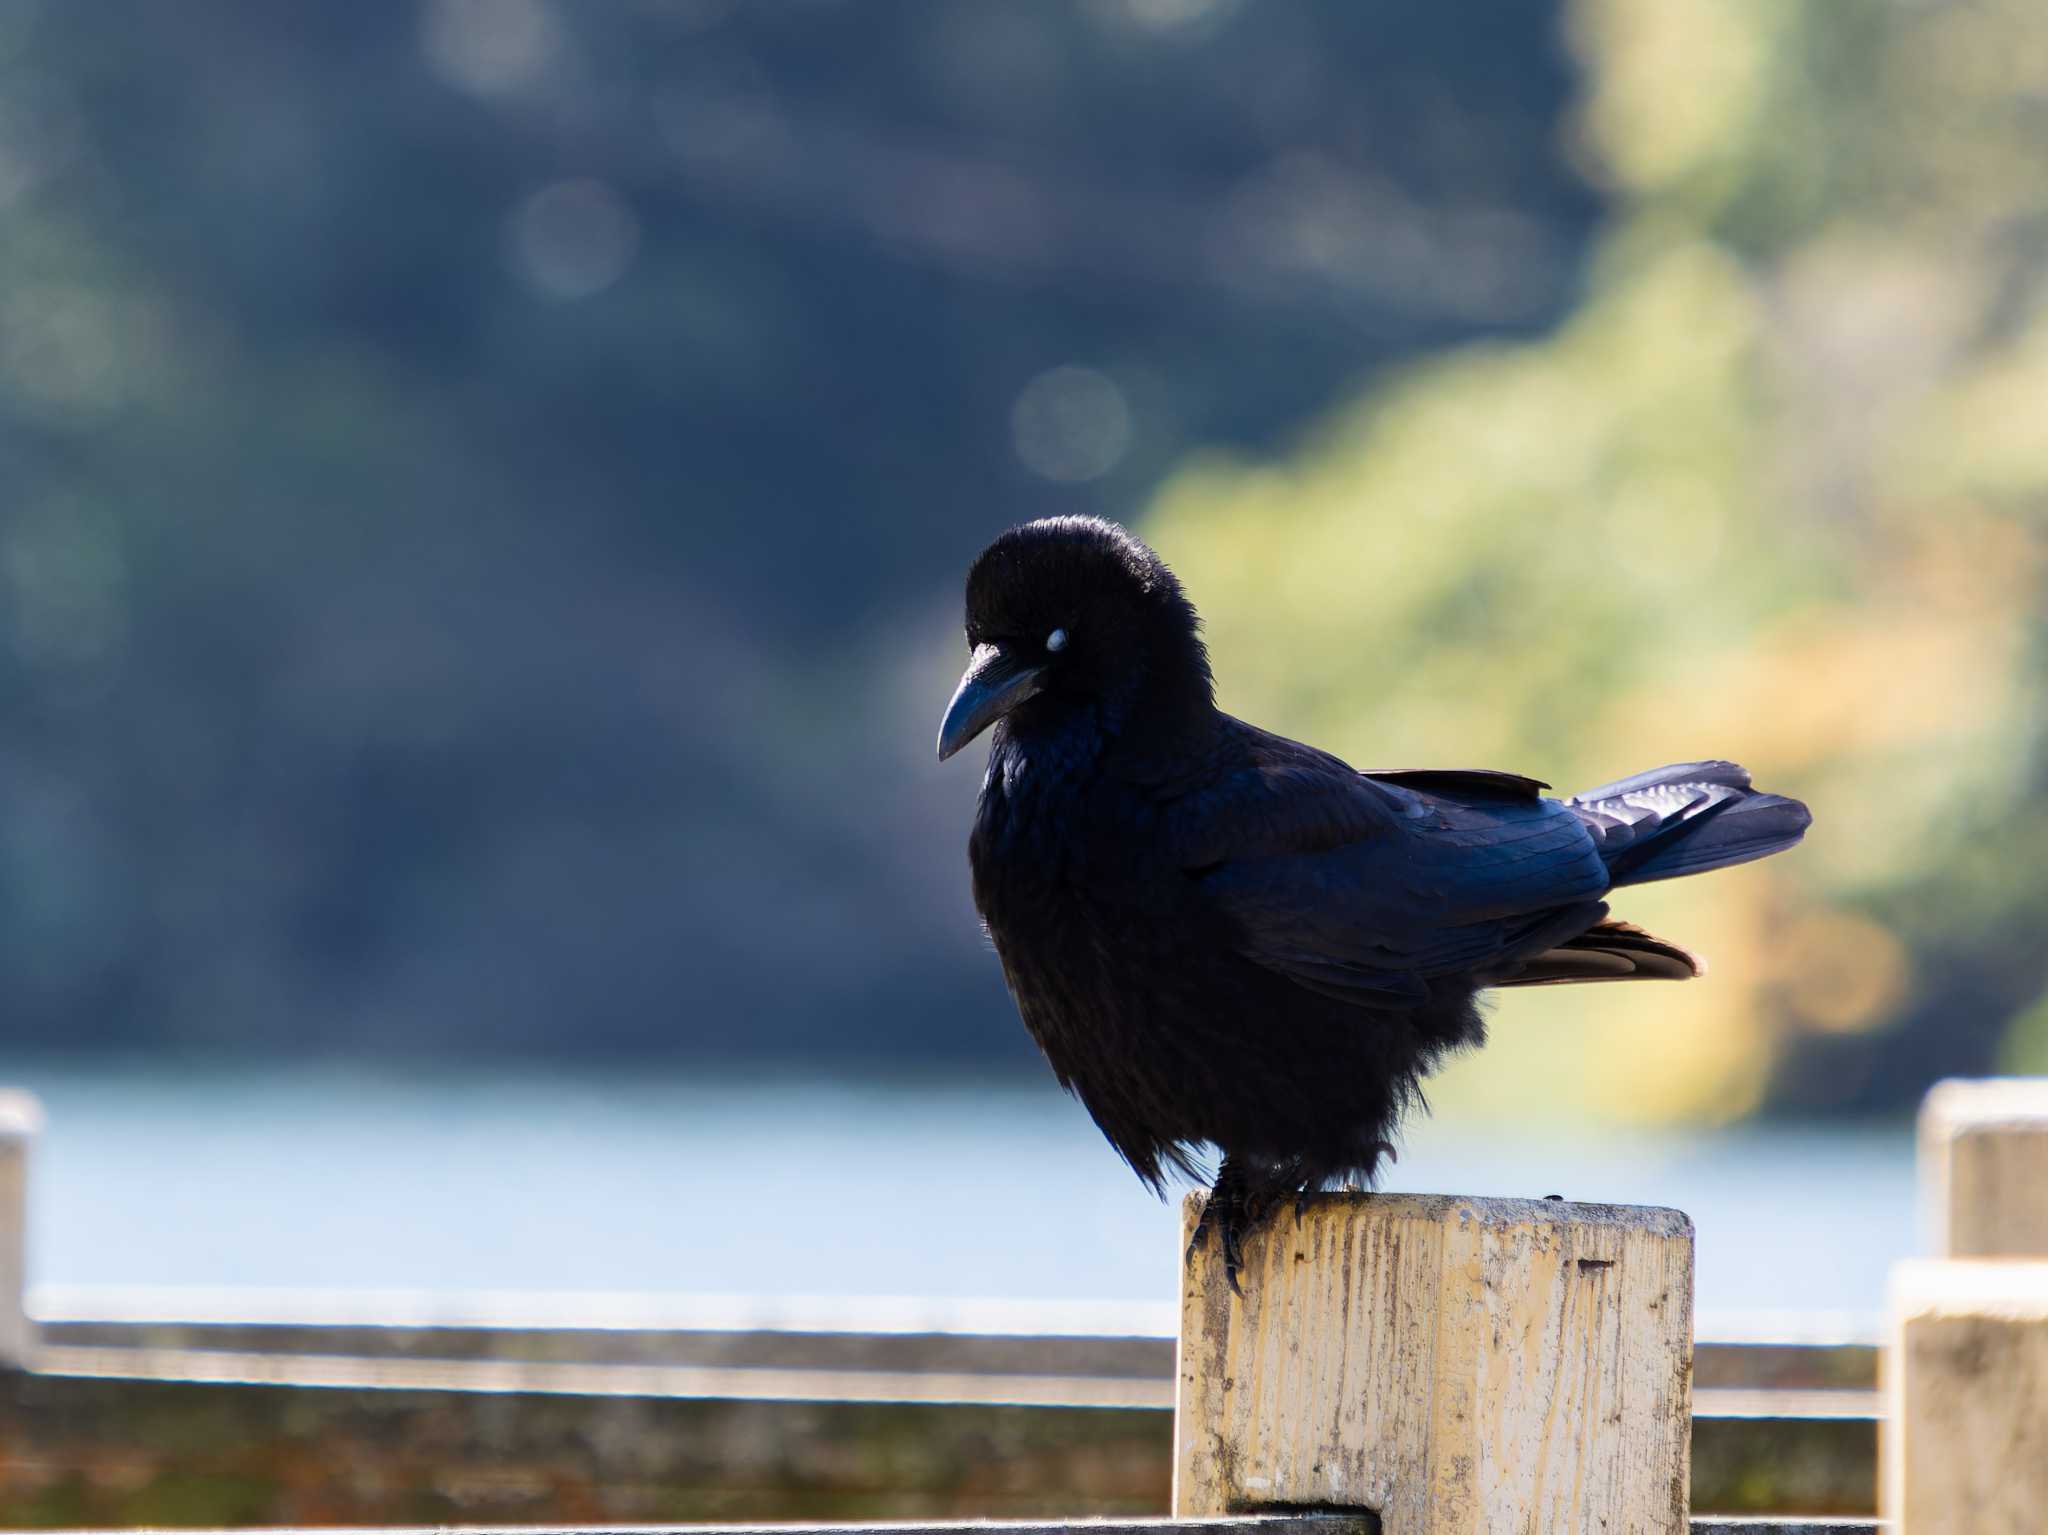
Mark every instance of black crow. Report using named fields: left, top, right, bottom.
left=937, top=516, right=1811, bottom=1290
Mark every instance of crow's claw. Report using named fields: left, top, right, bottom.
left=1187, top=1159, right=1261, bottom=1295
left=1220, top=1207, right=1248, bottom=1288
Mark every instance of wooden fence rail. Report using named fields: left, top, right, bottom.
left=0, top=1353, right=1882, bottom=1525
left=21, top=1297, right=1882, bottom=1429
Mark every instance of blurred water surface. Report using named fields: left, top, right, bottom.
left=5, top=1059, right=1910, bottom=1329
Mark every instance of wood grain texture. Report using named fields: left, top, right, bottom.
left=0, top=1090, right=39, bottom=1370
left=1174, top=1192, right=1693, bottom=1534
left=1883, top=1260, right=2048, bottom=1535
left=1920, top=1077, right=2048, bottom=1258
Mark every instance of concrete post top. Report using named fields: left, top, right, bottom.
left=1182, top=1188, right=1694, bottom=1239
left=1892, top=1258, right=2048, bottom=1318
left=1920, top=1076, right=2048, bottom=1132
left=0, top=1090, right=43, bottom=1142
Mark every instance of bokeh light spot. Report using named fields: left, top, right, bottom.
left=2, top=284, right=122, bottom=414
left=1010, top=365, right=1132, bottom=483
left=1092, top=0, right=1240, bottom=34
left=1776, top=909, right=1912, bottom=1036
left=420, top=0, right=562, bottom=96
left=507, top=179, right=640, bottom=300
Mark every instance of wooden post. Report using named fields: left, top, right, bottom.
left=1919, top=1076, right=2048, bottom=1257
left=0, top=1090, right=40, bottom=1370
left=1884, top=1078, right=2048, bottom=1531
left=1883, top=1260, right=2048, bottom=1533
left=1174, top=1192, right=1694, bottom=1534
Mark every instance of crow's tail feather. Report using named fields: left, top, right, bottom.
left=1491, top=918, right=1703, bottom=987
left=1569, top=760, right=1810, bottom=887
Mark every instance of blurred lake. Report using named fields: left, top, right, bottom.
left=4, top=1059, right=1911, bottom=1333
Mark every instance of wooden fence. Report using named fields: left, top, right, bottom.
left=0, top=1078, right=2041, bottom=1531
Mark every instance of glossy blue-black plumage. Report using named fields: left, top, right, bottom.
left=947, top=518, right=1810, bottom=1247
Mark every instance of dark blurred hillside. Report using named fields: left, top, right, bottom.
left=0, top=1, right=1599, bottom=1060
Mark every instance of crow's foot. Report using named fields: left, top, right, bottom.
left=1186, top=1159, right=1265, bottom=1296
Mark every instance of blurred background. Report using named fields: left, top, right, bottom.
left=1, top=0, right=2043, bottom=1322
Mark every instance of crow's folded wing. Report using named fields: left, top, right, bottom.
left=1168, top=729, right=1612, bottom=1007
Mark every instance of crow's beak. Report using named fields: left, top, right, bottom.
left=937, top=642, right=1046, bottom=762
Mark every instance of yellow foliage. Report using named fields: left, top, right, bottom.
left=1138, top=0, right=2048, bottom=1124
left=1567, top=0, right=1776, bottom=200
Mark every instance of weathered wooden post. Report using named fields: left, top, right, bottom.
left=1885, top=1259, right=2048, bottom=1534
left=1919, top=1076, right=2048, bottom=1258
left=1174, top=1192, right=1695, bottom=1533
left=0, top=1089, right=41, bottom=1370
left=1885, top=1076, right=2048, bottom=1533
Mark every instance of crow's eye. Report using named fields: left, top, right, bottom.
left=1045, top=628, right=1068, bottom=653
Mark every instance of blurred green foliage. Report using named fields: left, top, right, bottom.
left=0, top=2, right=1597, bottom=1062
left=1145, top=0, right=2048, bottom=1121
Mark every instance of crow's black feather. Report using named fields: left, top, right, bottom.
left=942, top=517, right=1811, bottom=1285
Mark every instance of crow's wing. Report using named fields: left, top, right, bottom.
left=1168, top=725, right=1611, bottom=1007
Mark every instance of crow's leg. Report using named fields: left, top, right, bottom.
left=1191, top=1153, right=1370, bottom=1292
left=1184, top=1156, right=1241, bottom=1266
left=1185, top=1156, right=1257, bottom=1295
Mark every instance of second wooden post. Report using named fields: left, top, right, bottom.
left=1919, top=1076, right=2048, bottom=1258
left=1883, top=1076, right=2048, bottom=1533
left=1174, top=1192, right=1694, bottom=1534
left=0, top=1090, right=41, bottom=1371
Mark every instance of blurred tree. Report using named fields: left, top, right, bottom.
left=1144, top=0, right=2048, bottom=1121
left=0, top=1, right=1598, bottom=1060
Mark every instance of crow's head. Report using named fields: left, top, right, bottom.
left=937, top=516, right=1212, bottom=761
